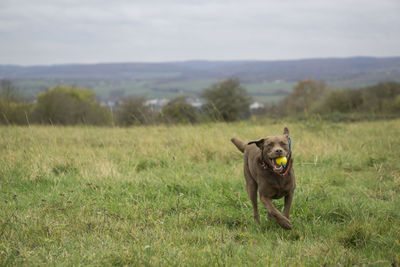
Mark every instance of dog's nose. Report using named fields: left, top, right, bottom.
left=275, top=148, right=283, bottom=154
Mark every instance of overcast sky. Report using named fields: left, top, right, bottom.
left=1, top=0, right=399, bottom=65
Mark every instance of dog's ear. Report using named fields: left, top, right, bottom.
left=248, top=138, right=265, bottom=149
left=283, top=127, right=290, bottom=137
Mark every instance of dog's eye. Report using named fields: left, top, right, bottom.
left=267, top=142, right=274, bottom=147
left=280, top=141, right=287, bottom=147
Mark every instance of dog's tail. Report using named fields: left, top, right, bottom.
left=231, top=137, right=245, bottom=153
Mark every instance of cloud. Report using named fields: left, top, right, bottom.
left=0, top=0, right=399, bottom=65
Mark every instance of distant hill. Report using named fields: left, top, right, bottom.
left=1, top=57, right=400, bottom=103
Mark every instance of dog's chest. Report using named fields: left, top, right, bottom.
left=264, top=175, right=292, bottom=199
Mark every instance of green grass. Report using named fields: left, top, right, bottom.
left=1, top=120, right=400, bottom=265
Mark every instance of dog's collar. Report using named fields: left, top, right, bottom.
left=260, top=136, right=292, bottom=178
left=260, top=155, right=292, bottom=178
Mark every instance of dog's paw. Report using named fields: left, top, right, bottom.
left=278, top=216, right=292, bottom=230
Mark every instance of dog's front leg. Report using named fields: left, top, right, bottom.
left=283, top=190, right=294, bottom=219
left=260, top=196, right=292, bottom=230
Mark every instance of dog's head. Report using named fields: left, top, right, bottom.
left=248, top=127, right=291, bottom=172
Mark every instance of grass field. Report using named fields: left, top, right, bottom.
left=13, top=78, right=291, bottom=103
left=1, top=119, right=400, bottom=265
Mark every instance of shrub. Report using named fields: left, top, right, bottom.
left=32, top=85, right=112, bottom=125
left=160, top=96, right=199, bottom=124
left=281, top=79, right=327, bottom=115
left=312, top=89, right=362, bottom=114
left=361, top=82, right=400, bottom=113
left=202, top=78, right=252, bottom=121
left=311, top=82, right=400, bottom=116
left=114, top=96, right=154, bottom=126
left=0, top=100, right=33, bottom=125
left=0, top=79, right=33, bottom=125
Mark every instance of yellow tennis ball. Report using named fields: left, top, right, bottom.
left=275, top=156, right=287, bottom=166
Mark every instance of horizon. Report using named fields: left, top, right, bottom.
left=2, top=55, right=400, bottom=68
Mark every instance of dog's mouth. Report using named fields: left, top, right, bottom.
left=269, top=158, right=283, bottom=172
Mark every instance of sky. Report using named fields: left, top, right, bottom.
left=1, top=0, right=400, bottom=65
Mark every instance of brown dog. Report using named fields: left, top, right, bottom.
left=231, top=127, right=295, bottom=230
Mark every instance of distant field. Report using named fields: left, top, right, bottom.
left=1, top=120, right=400, bottom=265
left=13, top=76, right=397, bottom=106
left=13, top=78, right=293, bottom=103
left=5, top=57, right=400, bottom=103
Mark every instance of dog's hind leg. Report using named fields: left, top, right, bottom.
left=247, top=181, right=260, bottom=224
left=244, top=168, right=260, bottom=224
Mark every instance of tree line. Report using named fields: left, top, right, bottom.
left=276, top=79, right=400, bottom=120
left=1, top=78, right=399, bottom=126
left=0, top=78, right=251, bottom=126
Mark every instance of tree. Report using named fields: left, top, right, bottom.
left=32, top=85, right=111, bottom=125
left=160, top=96, right=198, bottom=124
left=311, top=89, right=362, bottom=114
left=360, top=82, right=400, bottom=113
left=202, top=78, right=252, bottom=121
left=311, top=82, right=400, bottom=115
left=0, top=80, right=32, bottom=125
left=281, top=79, right=327, bottom=115
left=1, top=79, right=22, bottom=102
left=114, top=96, right=154, bottom=126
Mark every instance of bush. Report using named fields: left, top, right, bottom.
left=311, top=82, right=400, bottom=117
left=0, top=79, right=33, bottom=125
left=386, top=94, right=400, bottom=113
left=0, top=100, right=33, bottom=125
left=114, top=96, right=154, bottom=126
left=311, top=89, right=362, bottom=114
left=202, top=78, right=252, bottom=121
left=361, top=82, right=400, bottom=113
left=281, top=79, right=327, bottom=115
left=32, top=85, right=112, bottom=125
left=160, top=96, right=199, bottom=124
